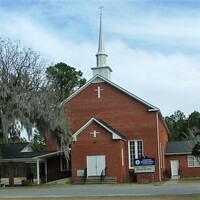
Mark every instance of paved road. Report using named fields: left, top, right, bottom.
left=0, top=182, right=200, bottom=198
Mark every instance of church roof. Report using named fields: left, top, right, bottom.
left=61, top=74, right=169, bottom=135
left=73, top=117, right=126, bottom=142
left=165, top=140, right=196, bottom=155
left=61, top=74, right=159, bottom=111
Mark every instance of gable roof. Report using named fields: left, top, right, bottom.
left=21, top=143, right=37, bottom=152
left=61, top=75, right=169, bottom=135
left=0, top=143, right=32, bottom=159
left=0, top=143, right=58, bottom=161
left=61, top=75, right=159, bottom=111
left=165, top=140, right=196, bottom=155
left=73, top=117, right=126, bottom=142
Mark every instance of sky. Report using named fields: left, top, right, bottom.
left=0, top=0, right=200, bottom=117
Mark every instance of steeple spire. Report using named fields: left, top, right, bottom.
left=96, top=7, right=107, bottom=67
left=92, top=8, right=112, bottom=80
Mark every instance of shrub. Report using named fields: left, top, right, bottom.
left=21, top=179, right=31, bottom=186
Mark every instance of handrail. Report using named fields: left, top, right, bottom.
left=83, top=168, right=87, bottom=184
left=100, top=167, right=106, bottom=183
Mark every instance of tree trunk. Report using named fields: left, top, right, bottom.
left=8, top=162, right=14, bottom=186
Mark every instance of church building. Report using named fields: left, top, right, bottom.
left=55, top=11, right=169, bottom=183
left=1, top=13, right=199, bottom=186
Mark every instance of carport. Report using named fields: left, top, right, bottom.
left=0, top=143, right=62, bottom=186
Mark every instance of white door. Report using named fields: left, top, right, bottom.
left=170, top=160, right=179, bottom=177
left=87, top=155, right=106, bottom=176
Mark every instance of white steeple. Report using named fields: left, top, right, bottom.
left=96, top=8, right=107, bottom=67
left=92, top=8, right=112, bottom=80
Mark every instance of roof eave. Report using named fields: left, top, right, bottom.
left=73, top=117, right=126, bottom=142
left=1, top=158, right=37, bottom=162
left=165, top=152, right=192, bottom=155
left=61, top=75, right=158, bottom=110
left=33, top=151, right=63, bottom=159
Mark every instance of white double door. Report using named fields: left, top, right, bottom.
left=87, top=155, right=106, bottom=176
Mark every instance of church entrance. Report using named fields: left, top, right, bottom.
left=86, top=155, right=106, bottom=176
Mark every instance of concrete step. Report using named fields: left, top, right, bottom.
left=73, top=176, right=116, bottom=185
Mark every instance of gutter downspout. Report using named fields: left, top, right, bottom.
left=156, top=111, right=161, bottom=181
left=149, top=108, right=162, bottom=181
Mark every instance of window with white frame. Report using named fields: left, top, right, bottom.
left=188, top=156, right=200, bottom=167
left=128, top=140, right=144, bottom=168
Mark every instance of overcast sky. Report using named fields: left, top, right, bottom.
left=1, top=0, right=200, bottom=117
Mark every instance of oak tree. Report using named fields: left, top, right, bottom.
left=0, top=38, right=71, bottom=155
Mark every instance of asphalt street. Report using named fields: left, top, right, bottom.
left=0, top=182, right=200, bottom=198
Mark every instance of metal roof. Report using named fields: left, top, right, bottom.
left=0, top=143, right=57, bottom=161
left=165, top=140, right=196, bottom=155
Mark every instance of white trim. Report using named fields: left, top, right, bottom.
left=73, top=118, right=95, bottom=141
left=121, top=148, right=124, bottom=166
left=37, top=159, right=40, bottom=185
left=33, top=151, right=63, bottom=159
left=160, top=142, right=163, bottom=168
left=188, top=155, right=200, bottom=167
left=128, top=141, right=131, bottom=168
left=60, top=75, right=158, bottom=110
left=73, top=117, right=125, bottom=141
left=128, top=140, right=144, bottom=169
left=21, top=143, right=37, bottom=153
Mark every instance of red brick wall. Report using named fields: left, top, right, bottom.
left=46, top=136, right=58, bottom=151
left=71, top=121, right=126, bottom=183
left=68, top=82, right=167, bottom=182
left=158, top=116, right=169, bottom=180
left=47, top=81, right=169, bottom=183
left=165, top=155, right=200, bottom=178
left=47, top=156, right=71, bottom=182
left=67, top=83, right=156, bottom=135
left=137, top=173, right=155, bottom=183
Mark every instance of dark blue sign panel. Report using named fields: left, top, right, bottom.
left=134, top=158, right=156, bottom=173
left=134, top=158, right=155, bottom=166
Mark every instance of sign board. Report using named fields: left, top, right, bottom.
left=134, top=158, right=155, bottom=173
